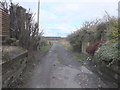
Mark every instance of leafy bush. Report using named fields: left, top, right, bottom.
left=94, top=41, right=120, bottom=66
left=40, top=39, right=48, bottom=47
left=67, top=32, right=82, bottom=52
left=94, top=22, right=108, bottom=42
left=86, top=40, right=105, bottom=55
left=39, top=38, right=53, bottom=50
left=106, top=17, right=118, bottom=43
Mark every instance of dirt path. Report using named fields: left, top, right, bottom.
left=22, top=42, right=116, bottom=88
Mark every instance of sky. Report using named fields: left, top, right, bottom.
left=11, top=0, right=119, bottom=37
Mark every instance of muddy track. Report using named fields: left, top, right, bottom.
left=22, top=42, right=117, bottom=88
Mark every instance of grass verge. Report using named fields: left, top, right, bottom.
left=60, top=40, right=93, bottom=66
left=40, top=44, right=52, bottom=52
left=72, top=52, right=92, bottom=66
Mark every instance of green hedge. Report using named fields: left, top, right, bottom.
left=94, top=40, right=120, bottom=66
left=67, top=32, right=82, bottom=52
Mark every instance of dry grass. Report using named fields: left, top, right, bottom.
left=59, top=39, right=72, bottom=51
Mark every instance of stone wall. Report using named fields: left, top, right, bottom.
left=96, top=62, right=120, bottom=84
left=82, top=30, right=94, bottom=53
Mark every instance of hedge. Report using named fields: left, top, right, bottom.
left=94, top=40, right=120, bottom=66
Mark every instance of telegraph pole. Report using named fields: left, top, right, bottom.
left=37, top=0, right=40, bottom=50
left=37, top=0, right=40, bottom=31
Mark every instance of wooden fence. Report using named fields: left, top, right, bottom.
left=1, top=51, right=28, bottom=88
left=0, top=8, right=10, bottom=37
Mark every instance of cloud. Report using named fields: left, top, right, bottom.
left=12, top=0, right=120, bottom=3
left=11, top=0, right=119, bottom=37
left=41, top=1, right=118, bottom=37
left=42, top=23, right=76, bottom=37
left=40, top=9, right=59, bottom=23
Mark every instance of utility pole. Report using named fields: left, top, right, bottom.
left=37, top=0, right=40, bottom=50
left=37, top=0, right=40, bottom=31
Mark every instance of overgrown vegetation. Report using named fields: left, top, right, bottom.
left=40, top=45, right=51, bottom=52
left=67, top=13, right=119, bottom=67
left=86, top=40, right=105, bottom=56
left=94, top=41, right=120, bottom=67
left=39, top=38, right=52, bottom=51
left=72, top=52, right=92, bottom=65
left=1, top=0, right=52, bottom=66
left=1, top=0, right=42, bottom=51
